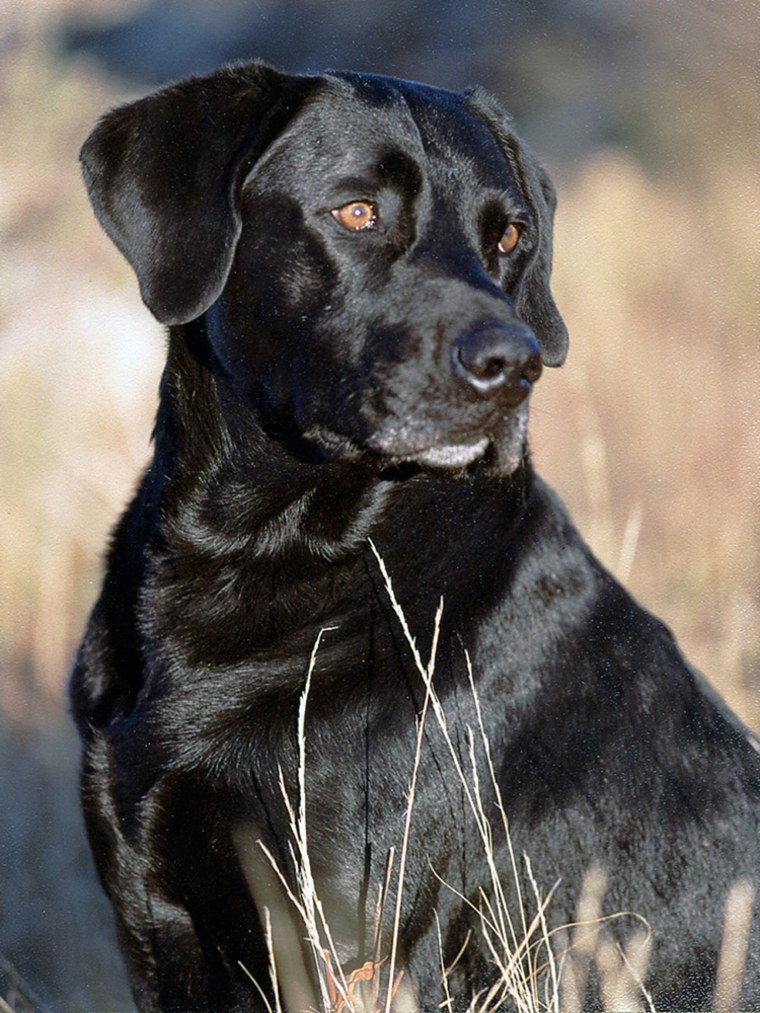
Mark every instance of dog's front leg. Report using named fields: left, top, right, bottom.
left=79, top=743, right=266, bottom=1012
left=115, top=894, right=246, bottom=1013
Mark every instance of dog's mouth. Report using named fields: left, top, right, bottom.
left=402, top=438, right=490, bottom=469
left=303, top=406, right=529, bottom=477
left=364, top=431, right=491, bottom=470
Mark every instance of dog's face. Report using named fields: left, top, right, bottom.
left=81, top=64, right=567, bottom=476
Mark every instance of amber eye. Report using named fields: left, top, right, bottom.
left=497, top=223, right=521, bottom=255
left=331, top=200, right=378, bottom=232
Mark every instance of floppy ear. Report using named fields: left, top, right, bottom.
left=80, top=62, right=317, bottom=325
left=465, top=88, right=569, bottom=367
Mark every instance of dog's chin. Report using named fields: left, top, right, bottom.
left=368, top=406, right=530, bottom=478
left=303, top=408, right=529, bottom=478
left=409, top=438, right=489, bottom=470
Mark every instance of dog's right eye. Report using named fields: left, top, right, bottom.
left=331, top=201, right=378, bottom=232
left=497, top=223, right=521, bottom=255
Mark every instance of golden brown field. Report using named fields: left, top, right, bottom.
left=0, top=0, right=757, bottom=1008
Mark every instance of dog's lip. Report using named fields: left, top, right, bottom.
left=302, top=424, right=490, bottom=469
left=301, top=425, right=365, bottom=460
left=394, top=439, right=490, bottom=468
left=364, top=432, right=491, bottom=469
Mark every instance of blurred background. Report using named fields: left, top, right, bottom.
left=1, top=0, right=757, bottom=1008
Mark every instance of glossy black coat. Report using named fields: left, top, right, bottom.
left=71, top=62, right=760, bottom=1011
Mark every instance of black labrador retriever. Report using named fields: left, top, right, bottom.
left=71, top=61, right=760, bottom=1011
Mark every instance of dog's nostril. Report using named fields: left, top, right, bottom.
left=452, top=325, right=542, bottom=398
left=522, top=350, right=543, bottom=385
left=470, top=351, right=508, bottom=381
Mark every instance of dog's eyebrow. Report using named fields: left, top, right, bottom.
left=327, top=157, right=420, bottom=199
left=329, top=175, right=380, bottom=196
left=496, top=187, right=531, bottom=218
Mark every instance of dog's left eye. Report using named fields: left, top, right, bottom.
left=331, top=201, right=378, bottom=232
left=497, top=223, right=521, bottom=255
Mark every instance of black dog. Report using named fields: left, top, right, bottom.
left=71, top=61, right=760, bottom=1011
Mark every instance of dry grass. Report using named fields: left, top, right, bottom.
left=237, top=552, right=752, bottom=1012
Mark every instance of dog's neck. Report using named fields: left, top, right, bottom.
left=148, top=323, right=395, bottom=559
left=150, top=321, right=534, bottom=574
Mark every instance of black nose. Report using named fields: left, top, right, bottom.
left=451, top=323, right=543, bottom=400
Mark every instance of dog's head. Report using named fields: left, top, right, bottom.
left=81, top=62, right=567, bottom=476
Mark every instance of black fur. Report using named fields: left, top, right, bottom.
left=71, top=61, right=760, bottom=1011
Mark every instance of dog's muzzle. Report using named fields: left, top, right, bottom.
left=302, top=322, right=541, bottom=474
